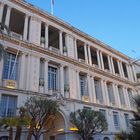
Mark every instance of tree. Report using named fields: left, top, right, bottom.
left=24, top=96, right=59, bottom=140
left=131, top=95, right=140, bottom=140
left=0, top=107, right=30, bottom=140
left=0, top=117, right=17, bottom=140
left=70, top=108, right=108, bottom=140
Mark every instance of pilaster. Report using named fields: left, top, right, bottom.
left=87, top=75, right=93, bottom=102
left=91, top=76, right=96, bottom=103
left=74, top=38, right=78, bottom=60
left=114, top=84, right=121, bottom=108
left=19, top=53, right=26, bottom=90
left=104, top=80, right=110, bottom=106
left=26, top=54, right=31, bottom=90
left=44, top=59, right=48, bottom=94
left=60, top=65, right=64, bottom=97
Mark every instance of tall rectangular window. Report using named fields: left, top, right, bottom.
left=48, top=66, right=57, bottom=90
left=3, top=52, right=18, bottom=80
left=94, top=79, right=103, bottom=104
left=124, top=113, right=129, bottom=128
left=80, top=75, right=87, bottom=96
left=107, top=83, right=115, bottom=106
left=118, top=86, right=126, bottom=107
left=0, top=95, right=17, bottom=117
left=128, top=89, right=135, bottom=108
left=113, top=112, right=120, bottom=129
left=99, top=109, right=106, bottom=119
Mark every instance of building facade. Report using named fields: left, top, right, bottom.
left=0, top=0, right=140, bottom=140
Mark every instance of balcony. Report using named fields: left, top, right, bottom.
left=49, top=46, right=60, bottom=54
left=10, top=31, right=22, bottom=40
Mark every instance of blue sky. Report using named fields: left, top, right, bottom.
left=27, top=0, right=140, bottom=59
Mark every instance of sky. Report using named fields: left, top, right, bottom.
left=26, top=0, right=140, bottom=59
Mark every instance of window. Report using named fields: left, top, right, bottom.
left=118, top=86, right=126, bottom=107
left=0, top=95, right=17, bottom=117
left=48, top=66, right=57, bottom=90
left=124, top=113, right=129, bottom=128
left=94, top=79, right=103, bottom=104
left=3, top=52, right=18, bottom=80
left=113, top=112, right=120, bottom=129
left=113, top=59, right=119, bottom=74
left=103, top=54, right=109, bottom=70
left=122, top=62, right=128, bottom=78
left=128, top=89, right=135, bottom=108
left=99, top=109, right=106, bottom=118
left=107, top=83, right=115, bottom=106
left=80, top=75, right=87, bottom=96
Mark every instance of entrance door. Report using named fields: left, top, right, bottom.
left=50, top=136, right=55, bottom=140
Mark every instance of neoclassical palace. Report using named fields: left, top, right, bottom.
left=0, top=0, right=140, bottom=140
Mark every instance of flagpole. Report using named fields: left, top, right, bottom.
left=51, top=0, right=54, bottom=15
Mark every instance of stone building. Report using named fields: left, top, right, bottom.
left=0, top=0, right=140, bottom=140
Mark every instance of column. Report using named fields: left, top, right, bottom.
left=112, top=83, right=117, bottom=106
left=128, top=65, right=134, bottom=82
left=114, top=84, right=121, bottom=108
left=97, top=50, right=101, bottom=69
left=26, top=54, right=31, bottom=90
left=87, top=75, right=93, bottom=102
left=0, top=58, right=4, bottom=86
left=23, top=15, right=29, bottom=41
left=84, top=43, right=88, bottom=64
left=60, top=65, right=64, bottom=97
left=44, top=60, right=48, bottom=94
left=0, top=3, right=4, bottom=23
left=76, top=70, right=80, bottom=100
left=110, top=57, right=115, bottom=74
left=74, top=38, right=78, bottom=60
left=5, top=6, right=11, bottom=27
left=104, top=80, right=110, bottom=106
left=91, top=76, right=96, bottom=103
left=117, top=60, right=123, bottom=77
left=45, top=24, right=49, bottom=49
left=119, top=61, right=124, bottom=77
left=59, top=31, right=63, bottom=54
left=100, top=51, right=104, bottom=70
left=19, top=53, right=26, bottom=89
left=88, top=46, right=92, bottom=65
left=107, top=55, right=112, bottom=73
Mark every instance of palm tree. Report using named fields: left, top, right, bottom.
left=70, top=108, right=108, bottom=140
